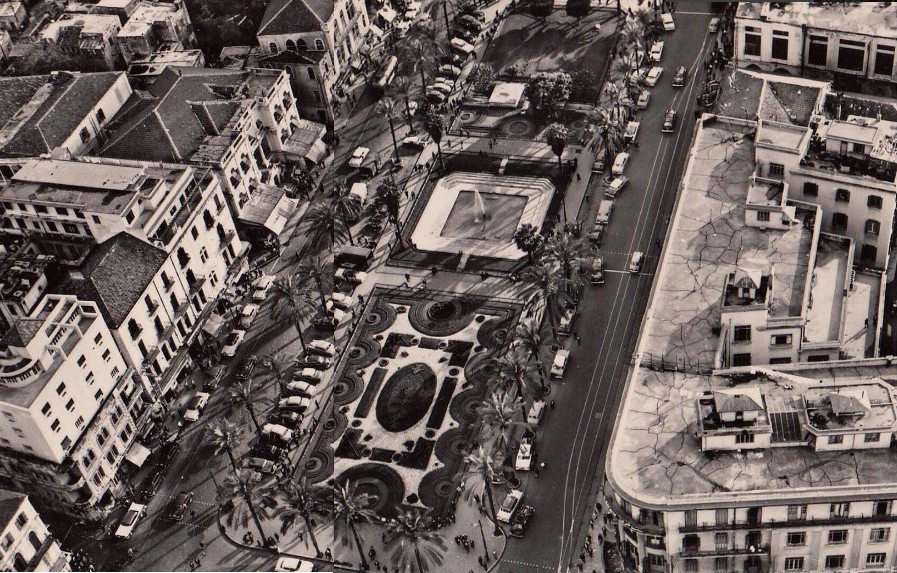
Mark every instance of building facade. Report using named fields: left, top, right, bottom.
left=115, top=0, right=195, bottom=64
left=0, top=490, right=71, bottom=571
left=40, top=13, right=123, bottom=70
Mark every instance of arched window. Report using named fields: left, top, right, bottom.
left=314, top=39, right=325, bottom=50
left=28, top=532, right=41, bottom=552
left=285, top=39, right=296, bottom=52
left=307, top=67, right=316, bottom=80
left=269, top=42, right=278, bottom=53
left=296, top=38, right=308, bottom=50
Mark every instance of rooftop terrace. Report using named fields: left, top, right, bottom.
left=737, top=2, right=897, bottom=40
left=804, top=234, right=850, bottom=344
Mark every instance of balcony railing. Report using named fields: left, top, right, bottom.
left=680, top=544, right=770, bottom=558
left=188, top=275, right=206, bottom=295
left=606, top=494, right=665, bottom=534
left=681, top=513, right=897, bottom=532
left=174, top=299, right=192, bottom=319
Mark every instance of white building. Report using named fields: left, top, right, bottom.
left=0, top=490, right=70, bottom=571
left=40, top=13, right=123, bottom=70
left=115, top=0, right=195, bottom=64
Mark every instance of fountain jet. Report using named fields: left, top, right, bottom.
left=473, top=189, right=488, bottom=223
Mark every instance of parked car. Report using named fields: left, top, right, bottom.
left=247, top=457, right=278, bottom=475
left=588, top=223, right=605, bottom=246
left=592, top=153, right=607, bottom=174
left=237, top=355, right=257, bottom=381
left=426, top=89, right=447, bottom=104
left=252, top=443, right=286, bottom=461
left=293, top=368, right=324, bottom=385
left=453, top=27, right=478, bottom=43
left=605, top=176, right=630, bottom=199
left=168, top=491, right=195, bottom=521
left=262, top=423, right=294, bottom=444
left=497, top=490, right=524, bottom=523
left=649, top=41, right=664, bottom=62
left=286, top=381, right=317, bottom=397
left=184, top=392, right=210, bottom=422
left=589, top=257, right=605, bottom=285
left=222, top=329, right=246, bottom=357
left=673, top=65, right=687, bottom=87
left=661, top=12, right=675, bottom=31
left=662, top=109, right=677, bottom=133
left=278, top=395, right=312, bottom=412
left=624, top=121, right=640, bottom=144
left=335, top=268, right=368, bottom=285
left=527, top=401, right=547, bottom=426
left=297, top=353, right=333, bottom=370
left=636, top=90, right=651, bottom=109
left=611, top=152, right=630, bottom=175
left=459, top=2, right=485, bottom=20
left=644, top=66, right=663, bottom=87
left=239, top=303, right=260, bottom=328
left=430, top=81, right=453, bottom=95
left=459, top=14, right=484, bottom=31
left=557, top=306, right=577, bottom=337
left=348, top=147, right=370, bottom=168
left=312, top=314, right=340, bottom=330
left=439, top=53, right=465, bottom=67
left=115, top=502, right=147, bottom=538
left=708, top=17, right=720, bottom=32
left=203, top=365, right=226, bottom=391
left=404, top=1, right=421, bottom=19
left=551, top=349, right=570, bottom=378
left=515, top=436, right=534, bottom=471
left=394, top=20, right=411, bottom=38
left=252, top=275, right=275, bottom=301
left=450, top=37, right=475, bottom=55
left=401, top=134, right=427, bottom=149
left=268, top=409, right=302, bottom=427
left=274, top=557, right=314, bottom=572
left=306, top=340, right=336, bottom=357
left=439, top=64, right=462, bottom=78
left=510, top=505, right=535, bottom=538
left=629, top=251, right=644, bottom=273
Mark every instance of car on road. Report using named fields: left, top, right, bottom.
left=262, top=423, right=294, bottom=444
left=460, top=2, right=486, bottom=20
left=662, top=109, right=677, bottom=133
left=203, top=365, right=226, bottom=391
left=605, top=176, right=629, bottom=199
left=252, top=275, right=275, bottom=301
left=588, top=223, right=605, bottom=246
left=497, top=490, right=524, bottom=523
left=439, top=53, right=465, bottom=67
left=551, top=349, right=570, bottom=378
left=439, top=64, right=462, bottom=78
left=591, top=154, right=606, bottom=174
left=306, top=340, right=335, bottom=357
left=510, top=505, right=535, bottom=538
left=168, top=491, right=194, bottom=521
left=312, top=313, right=340, bottom=330
left=425, top=89, right=447, bottom=104
left=247, top=457, right=278, bottom=474
left=348, top=147, right=370, bottom=168
left=401, top=134, right=427, bottom=149
left=430, top=81, right=453, bottom=95
left=252, top=443, right=286, bottom=461
left=557, top=306, right=576, bottom=337
left=673, top=65, right=687, bottom=87
left=278, top=395, right=311, bottom=412
left=286, top=381, right=317, bottom=397
left=623, top=121, right=640, bottom=144
left=269, top=409, right=302, bottom=427
left=515, top=436, right=534, bottom=471
left=328, top=293, right=354, bottom=310
left=636, top=90, right=651, bottom=109
left=237, top=355, right=257, bottom=381
left=611, top=152, right=630, bottom=175
left=222, top=329, right=246, bottom=357
left=662, top=12, right=675, bottom=31
left=404, top=1, right=421, bottom=19
left=450, top=37, right=475, bottom=55
left=239, top=303, right=260, bottom=328
left=274, top=557, right=314, bottom=572
left=590, top=257, right=605, bottom=285
left=453, top=28, right=478, bottom=44
left=115, top=502, right=147, bottom=538
left=184, top=392, right=210, bottom=422
left=527, top=401, right=546, bottom=426
left=297, top=353, right=333, bottom=370
left=459, top=14, right=484, bottom=31
left=335, top=268, right=368, bottom=285
left=708, top=17, right=720, bottom=32
left=644, top=66, right=663, bottom=87
left=293, top=367, right=324, bottom=385
left=649, top=41, right=664, bottom=62
left=629, top=251, right=644, bottom=273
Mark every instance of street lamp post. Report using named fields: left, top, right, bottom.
left=475, top=519, right=489, bottom=564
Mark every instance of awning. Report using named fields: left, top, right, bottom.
left=378, top=7, right=397, bottom=22
left=306, top=139, right=328, bottom=164
left=369, top=24, right=384, bottom=38
left=202, top=313, right=227, bottom=337
left=125, top=442, right=152, bottom=467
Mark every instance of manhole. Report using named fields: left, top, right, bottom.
left=363, top=447, right=372, bottom=457
left=459, top=111, right=475, bottom=122
left=366, top=315, right=378, bottom=324
left=475, top=315, right=486, bottom=323
left=425, top=429, right=436, bottom=439
left=393, top=452, right=405, bottom=463
left=348, top=347, right=363, bottom=359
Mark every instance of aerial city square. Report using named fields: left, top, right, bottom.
left=4, top=0, right=897, bottom=572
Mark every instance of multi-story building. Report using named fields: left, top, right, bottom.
left=605, top=72, right=897, bottom=573
left=0, top=2, right=27, bottom=32
left=99, top=66, right=300, bottom=225
left=0, top=489, right=71, bottom=571
left=90, top=0, right=140, bottom=25
left=40, top=13, right=122, bottom=70
left=0, top=158, right=248, bottom=394
left=257, top=50, right=332, bottom=124
left=114, top=0, right=195, bottom=65
left=126, top=49, right=205, bottom=86
left=0, top=249, right=54, bottom=329
left=256, top=0, right=370, bottom=123
left=0, top=294, right=148, bottom=520
left=0, top=72, right=132, bottom=159
left=735, top=2, right=897, bottom=94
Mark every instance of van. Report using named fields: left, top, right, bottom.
left=595, top=200, right=613, bottom=225
left=334, top=246, right=373, bottom=271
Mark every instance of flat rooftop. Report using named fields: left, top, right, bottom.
left=804, top=235, right=849, bottom=344
left=756, top=120, right=808, bottom=151
left=737, top=2, right=897, bottom=40
left=608, top=118, right=897, bottom=505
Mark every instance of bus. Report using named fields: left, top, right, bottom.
left=373, top=56, right=398, bottom=95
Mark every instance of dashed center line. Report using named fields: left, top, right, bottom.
left=502, top=559, right=555, bottom=570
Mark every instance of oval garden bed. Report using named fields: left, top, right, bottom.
left=375, top=363, right=437, bottom=432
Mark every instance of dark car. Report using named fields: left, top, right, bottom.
left=160, top=441, right=180, bottom=466
left=588, top=223, right=605, bottom=246
left=458, top=14, right=484, bottom=31
left=673, top=65, right=687, bottom=87
left=237, top=356, right=258, bottom=382
left=453, top=28, right=477, bottom=44
left=168, top=491, right=195, bottom=521
left=662, top=109, right=677, bottom=133
left=439, top=53, right=465, bottom=67
left=459, top=3, right=485, bottom=20
left=252, top=443, right=286, bottom=461
left=203, top=365, right=226, bottom=391
left=510, top=505, right=534, bottom=538
left=269, top=410, right=302, bottom=427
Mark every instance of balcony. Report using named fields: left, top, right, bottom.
left=188, top=274, right=206, bottom=295
left=606, top=494, right=665, bottom=534
left=681, top=544, right=770, bottom=558
left=218, top=229, right=235, bottom=250
left=149, top=179, right=207, bottom=248
left=174, top=299, right=191, bottom=319
left=680, top=513, right=897, bottom=532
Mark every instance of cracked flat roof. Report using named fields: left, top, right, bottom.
left=607, top=118, right=897, bottom=507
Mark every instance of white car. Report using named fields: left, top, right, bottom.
left=279, top=395, right=312, bottom=412
left=114, top=502, right=147, bottom=539
left=286, top=381, right=317, bottom=397
left=274, top=557, right=314, bottom=572
left=401, top=134, right=427, bottom=149
left=527, top=401, right=546, bottom=426
left=252, top=275, right=275, bottom=301
left=629, top=251, right=644, bottom=273
left=439, top=64, right=462, bottom=77
left=636, top=90, right=651, bottom=109
left=497, top=489, right=524, bottom=523
left=239, top=303, right=260, bottom=328
left=262, top=423, right=294, bottom=443
left=662, top=12, right=675, bottom=31
left=306, top=340, right=336, bottom=357
left=611, top=151, right=630, bottom=175
left=407, top=101, right=419, bottom=116
left=329, top=292, right=354, bottom=310
left=708, top=17, right=720, bottom=33
left=605, top=176, right=630, bottom=199
left=551, top=349, right=569, bottom=378
left=184, top=392, right=210, bottom=422
left=430, top=81, right=453, bottom=95
left=644, top=66, right=663, bottom=87
left=293, top=367, right=324, bottom=384
left=450, top=37, right=475, bottom=55
left=649, top=41, right=664, bottom=62
left=348, top=147, right=370, bottom=168
left=335, top=268, right=368, bottom=285
left=404, top=3, right=420, bottom=20
left=624, top=120, right=640, bottom=143
left=515, top=437, right=534, bottom=471
left=222, top=329, right=246, bottom=357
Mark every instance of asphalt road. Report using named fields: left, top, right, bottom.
left=496, top=6, right=715, bottom=572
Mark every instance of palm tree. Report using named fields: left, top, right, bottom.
left=544, top=123, right=569, bottom=222
left=264, top=476, right=328, bottom=557
left=385, top=508, right=447, bottom=573
left=633, top=7, right=664, bottom=46
left=297, top=254, right=333, bottom=307
left=270, top=275, right=316, bottom=352
left=332, top=481, right=378, bottom=570
left=306, top=201, right=349, bottom=250
left=260, top=351, right=293, bottom=395
left=493, top=348, right=541, bottom=416
left=374, top=177, right=404, bottom=244
left=593, top=108, right=626, bottom=167
left=604, top=82, right=636, bottom=123
left=544, top=231, right=594, bottom=295
left=378, top=98, right=402, bottom=159
left=512, top=223, right=544, bottom=264
left=218, top=469, right=268, bottom=545
left=480, top=389, right=531, bottom=460
left=514, top=322, right=547, bottom=390
left=522, top=260, right=569, bottom=330
left=206, top=419, right=243, bottom=474
left=392, top=76, right=416, bottom=129
left=407, top=39, right=431, bottom=91
left=424, top=109, right=446, bottom=169
left=417, top=19, right=443, bottom=53
left=329, top=186, right=361, bottom=247
left=462, top=445, right=504, bottom=535
left=230, top=378, right=266, bottom=435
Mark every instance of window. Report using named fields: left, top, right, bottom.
left=50, top=419, right=60, bottom=432
left=14, top=513, right=27, bottom=529
left=803, top=181, right=818, bottom=196
left=79, top=127, right=90, bottom=143
left=828, top=529, right=848, bottom=544
left=784, top=557, right=804, bottom=571
left=824, top=555, right=845, bottom=569
left=95, top=108, right=106, bottom=124
left=65, top=399, right=75, bottom=412
left=831, top=503, right=850, bottom=518
left=735, top=433, right=754, bottom=444
left=868, top=553, right=886, bottom=565
left=771, top=30, right=789, bottom=61
left=75, top=416, right=84, bottom=429
left=808, top=35, right=828, bottom=66
left=86, top=372, right=94, bottom=385
left=715, top=508, right=728, bottom=525
left=787, top=532, right=806, bottom=546
left=1, top=533, right=11, bottom=551
left=714, top=532, right=728, bottom=548
left=61, top=437, right=71, bottom=449
left=832, top=212, right=848, bottom=229
left=743, top=26, right=761, bottom=57
left=199, top=247, right=208, bottom=264
left=875, top=44, right=895, bottom=76
left=769, top=163, right=784, bottom=177
left=56, top=383, right=67, bottom=396
left=868, top=195, right=883, bottom=209
left=684, top=509, right=697, bottom=527
left=866, top=219, right=881, bottom=236
left=757, top=210, right=770, bottom=222
left=865, top=432, right=881, bottom=443
left=714, top=557, right=727, bottom=573
left=835, top=188, right=850, bottom=203
left=771, top=334, right=792, bottom=346
left=269, top=42, right=277, bottom=53
left=314, top=39, right=325, bottom=50
left=733, top=325, right=751, bottom=342
left=828, top=435, right=844, bottom=445
left=285, top=39, right=296, bottom=51
left=870, top=528, right=890, bottom=542
left=733, top=353, right=751, bottom=367
left=308, top=67, right=316, bottom=80
left=838, top=39, right=866, bottom=71
left=102, top=349, right=111, bottom=362
left=684, top=559, right=697, bottom=573
left=94, top=390, right=102, bottom=401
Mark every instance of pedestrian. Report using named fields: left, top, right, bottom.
left=575, top=333, right=581, bottom=344
left=405, top=273, right=410, bottom=282
left=866, top=318, right=870, bottom=329
left=369, top=546, right=376, bottom=559
left=550, top=399, right=556, bottom=409
left=431, top=264, right=438, bottom=275
left=576, top=172, right=581, bottom=181
left=477, top=557, right=484, bottom=567
left=375, top=560, right=381, bottom=569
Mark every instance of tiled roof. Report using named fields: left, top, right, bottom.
left=258, top=0, right=332, bottom=36
left=714, top=391, right=763, bottom=413
left=100, top=67, right=252, bottom=163
left=0, top=72, right=123, bottom=158
left=259, top=49, right=327, bottom=65
left=0, top=490, right=25, bottom=530
left=766, top=81, right=820, bottom=127
left=51, top=232, right=166, bottom=328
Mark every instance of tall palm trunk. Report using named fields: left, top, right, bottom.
left=245, top=404, right=262, bottom=435
left=224, top=447, right=267, bottom=543
left=300, top=506, right=322, bottom=557
left=483, top=479, right=501, bottom=535
left=292, top=316, right=307, bottom=352
left=415, top=545, right=425, bottom=573
left=341, top=212, right=356, bottom=246
left=387, top=117, right=399, bottom=158
left=442, top=1, right=452, bottom=43
left=435, top=141, right=444, bottom=169
left=350, top=520, right=369, bottom=569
